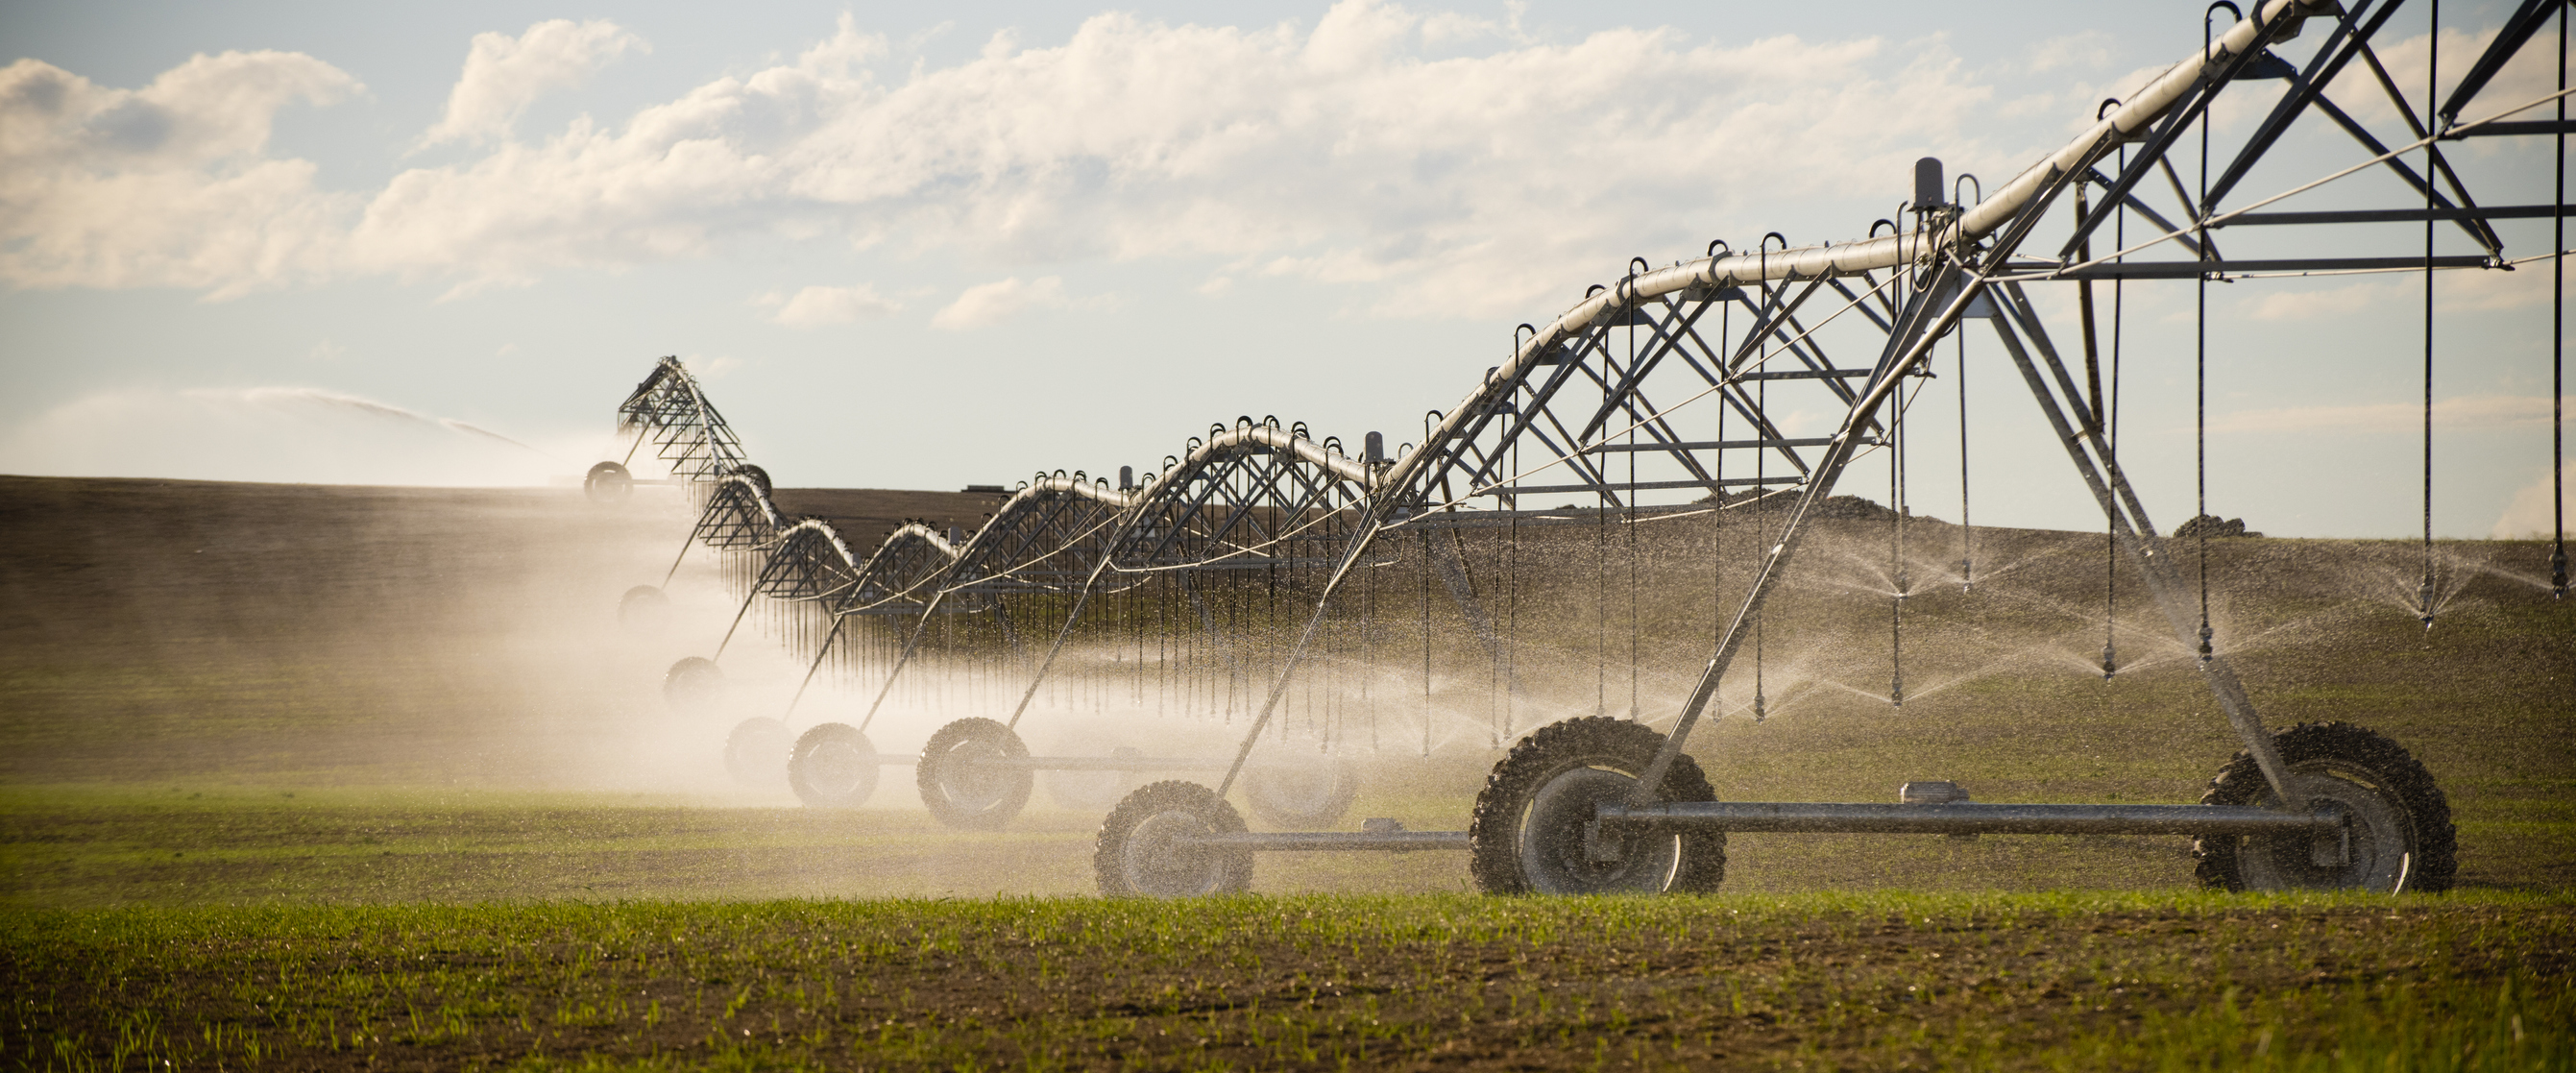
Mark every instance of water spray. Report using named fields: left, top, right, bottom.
left=587, top=0, right=2542, bottom=900
left=1890, top=565, right=1908, bottom=710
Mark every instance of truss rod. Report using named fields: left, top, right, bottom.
left=1981, top=293, right=2301, bottom=806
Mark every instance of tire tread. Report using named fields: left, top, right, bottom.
left=916, top=718, right=1033, bottom=829
left=1094, top=780, right=1252, bottom=896
left=1468, top=717, right=1725, bottom=895
left=2192, top=720, right=2456, bottom=893
left=787, top=721, right=879, bottom=809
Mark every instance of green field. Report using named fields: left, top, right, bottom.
left=9, top=892, right=2571, bottom=1070
left=3, top=476, right=2572, bottom=1068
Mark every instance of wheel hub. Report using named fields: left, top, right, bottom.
left=1121, top=810, right=1229, bottom=895
left=2238, top=766, right=2414, bottom=892
left=1519, top=766, right=1679, bottom=894
left=940, top=744, right=1017, bottom=810
left=807, top=740, right=868, bottom=795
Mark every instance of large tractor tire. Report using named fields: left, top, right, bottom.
left=1468, top=717, right=1727, bottom=895
left=2193, top=721, right=2455, bottom=893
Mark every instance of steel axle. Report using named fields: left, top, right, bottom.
left=1173, top=831, right=1470, bottom=852
left=1154, top=801, right=2347, bottom=862
left=1594, top=799, right=2346, bottom=839
left=839, top=752, right=1329, bottom=772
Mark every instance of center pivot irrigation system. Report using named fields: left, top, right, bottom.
left=595, top=0, right=2568, bottom=896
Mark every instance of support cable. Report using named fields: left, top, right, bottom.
left=1362, top=550, right=1376, bottom=748
left=2421, top=0, right=2442, bottom=630
left=1891, top=367, right=1907, bottom=710
left=1409, top=272, right=1901, bottom=514
left=2555, top=1, right=2568, bottom=599
left=1596, top=437, right=1609, bottom=718
left=1486, top=525, right=1499, bottom=745
left=713, top=579, right=762, bottom=661
left=1503, top=452, right=1519, bottom=744
left=2107, top=130, right=2127, bottom=680
left=1957, top=297, right=1972, bottom=594
left=2197, top=6, right=2219, bottom=668
left=2038, top=85, right=2576, bottom=280
left=1628, top=308, right=1642, bottom=720
left=1754, top=312, right=1769, bottom=722
left=1420, top=529, right=1432, bottom=756
left=1714, top=298, right=1728, bottom=701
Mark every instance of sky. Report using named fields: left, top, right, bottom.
left=0, top=0, right=2565, bottom=540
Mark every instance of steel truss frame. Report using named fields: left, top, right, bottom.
left=1147, top=0, right=2557, bottom=850
left=662, top=417, right=1392, bottom=789
left=690, top=476, right=790, bottom=552
left=634, top=0, right=2564, bottom=858
left=615, top=355, right=753, bottom=505
left=835, top=421, right=1379, bottom=736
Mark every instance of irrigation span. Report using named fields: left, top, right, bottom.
left=589, top=0, right=2566, bottom=897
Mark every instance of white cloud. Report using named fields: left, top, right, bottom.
left=2441, top=264, right=2560, bottom=311
left=0, top=52, right=361, bottom=296
left=6, top=1, right=2029, bottom=313
left=932, top=276, right=1106, bottom=329
left=760, top=282, right=902, bottom=326
left=0, top=386, right=580, bottom=486
left=2025, top=32, right=2113, bottom=77
left=2491, top=469, right=2571, bottom=539
left=2244, top=266, right=2557, bottom=321
left=682, top=354, right=742, bottom=379
left=2207, top=393, right=2550, bottom=435
left=2325, top=26, right=2561, bottom=131
left=417, top=20, right=647, bottom=150
left=2070, top=61, right=2179, bottom=136
left=2243, top=280, right=2382, bottom=321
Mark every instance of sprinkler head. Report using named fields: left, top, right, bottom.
left=2196, top=623, right=2214, bottom=665
left=2100, top=643, right=2117, bottom=680
left=1752, top=691, right=1767, bottom=723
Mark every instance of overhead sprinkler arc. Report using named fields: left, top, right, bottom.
left=586, top=0, right=2567, bottom=894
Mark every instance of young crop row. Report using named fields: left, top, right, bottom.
left=6, top=890, right=2570, bottom=1071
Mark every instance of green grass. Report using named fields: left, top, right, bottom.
left=5, top=484, right=2570, bottom=1068
left=22, top=781, right=2567, bottom=912
left=7, top=890, right=2569, bottom=1071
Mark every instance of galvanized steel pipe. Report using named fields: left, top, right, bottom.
left=1174, top=831, right=1472, bottom=852
left=1597, top=800, right=2345, bottom=837
left=1380, top=0, right=2331, bottom=499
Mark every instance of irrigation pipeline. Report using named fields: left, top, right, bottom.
left=611, top=0, right=2564, bottom=792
